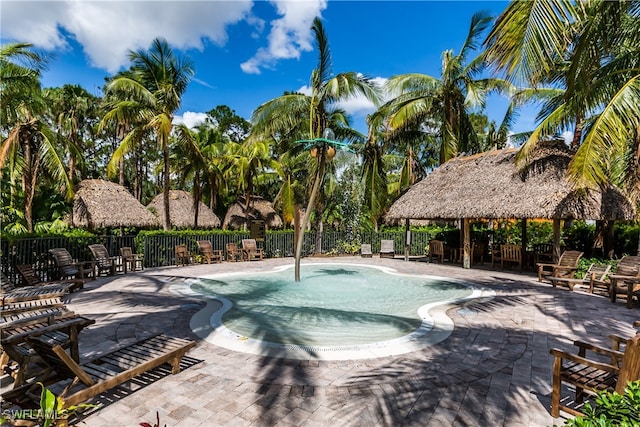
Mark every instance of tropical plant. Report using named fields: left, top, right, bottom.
left=251, top=17, right=381, bottom=280
left=484, top=0, right=640, bottom=194
left=376, top=11, right=514, bottom=164
left=0, top=42, right=72, bottom=232
left=102, top=38, right=194, bottom=230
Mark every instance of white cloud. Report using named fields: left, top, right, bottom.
left=1, top=0, right=253, bottom=72
left=175, top=111, right=208, bottom=129
left=561, top=130, right=574, bottom=144
left=241, top=0, right=327, bottom=74
left=297, top=76, right=388, bottom=118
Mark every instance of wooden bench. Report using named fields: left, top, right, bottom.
left=3, top=333, right=196, bottom=408
left=380, top=240, right=395, bottom=258
left=550, top=333, right=640, bottom=417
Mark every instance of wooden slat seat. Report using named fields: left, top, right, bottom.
left=175, top=244, right=192, bottom=266
left=1, top=297, right=65, bottom=316
left=538, top=250, right=584, bottom=282
left=88, top=244, right=121, bottom=276
left=550, top=263, right=611, bottom=292
left=120, top=247, right=144, bottom=272
left=550, top=333, right=640, bottom=417
left=16, top=264, right=84, bottom=293
left=360, top=244, right=372, bottom=258
left=242, top=239, right=263, bottom=261
left=500, top=244, right=522, bottom=271
left=49, top=248, right=95, bottom=280
left=197, top=240, right=222, bottom=264
left=4, top=334, right=197, bottom=408
left=608, top=256, right=640, bottom=308
left=226, top=242, right=243, bottom=262
left=380, top=240, right=395, bottom=258
left=429, top=240, right=446, bottom=263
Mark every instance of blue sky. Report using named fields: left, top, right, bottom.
left=2, top=0, right=534, bottom=136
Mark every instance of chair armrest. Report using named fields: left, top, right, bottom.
left=610, top=274, right=640, bottom=283
left=537, top=263, right=556, bottom=268
left=634, top=320, right=640, bottom=328
left=573, top=340, right=625, bottom=360
left=550, top=348, right=619, bottom=374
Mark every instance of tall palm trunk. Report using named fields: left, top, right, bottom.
left=295, top=150, right=327, bottom=281
left=22, top=140, right=39, bottom=233
left=162, top=139, right=171, bottom=231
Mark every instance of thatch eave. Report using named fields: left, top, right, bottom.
left=148, top=190, right=221, bottom=228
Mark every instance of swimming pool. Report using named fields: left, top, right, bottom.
left=172, top=263, right=493, bottom=360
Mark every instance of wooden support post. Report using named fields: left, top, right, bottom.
left=553, top=218, right=561, bottom=263
left=404, top=218, right=410, bottom=261
left=463, top=218, right=471, bottom=269
left=521, top=219, right=528, bottom=268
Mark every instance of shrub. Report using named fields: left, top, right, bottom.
left=556, top=381, right=640, bottom=427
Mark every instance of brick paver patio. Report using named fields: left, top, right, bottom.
left=2, top=257, right=638, bottom=426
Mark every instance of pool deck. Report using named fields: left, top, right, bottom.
left=3, top=256, right=639, bottom=426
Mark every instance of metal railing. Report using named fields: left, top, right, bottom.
left=1, top=231, right=436, bottom=283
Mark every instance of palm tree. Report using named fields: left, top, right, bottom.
left=252, top=17, right=381, bottom=281
left=45, top=84, right=99, bottom=183
left=0, top=42, right=71, bottom=232
left=102, top=38, right=194, bottom=230
left=483, top=0, right=640, bottom=191
left=376, top=11, right=514, bottom=164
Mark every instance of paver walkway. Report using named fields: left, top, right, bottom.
left=3, top=257, right=638, bottom=426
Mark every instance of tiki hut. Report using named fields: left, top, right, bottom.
left=70, top=179, right=158, bottom=230
left=147, top=190, right=221, bottom=229
left=386, top=140, right=636, bottom=266
left=222, top=196, right=283, bottom=230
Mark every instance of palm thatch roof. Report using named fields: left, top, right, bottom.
left=71, top=179, right=158, bottom=229
left=386, top=141, right=636, bottom=221
left=223, top=196, right=283, bottom=229
left=147, top=190, right=221, bottom=228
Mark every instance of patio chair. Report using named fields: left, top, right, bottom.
left=549, top=263, right=611, bottom=292
left=16, top=264, right=84, bottom=293
left=197, top=240, right=222, bottom=264
left=549, top=333, right=640, bottom=417
left=533, top=243, right=554, bottom=265
left=360, top=244, right=372, bottom=258
left=380, top=240, right=395, bottom=258
left=226, top=242, right=243, bottom=262
left=4, top=334, right=196, bottom=409
left=88, top=244, right=121, bottom=276
left=175, top=244, right=192, bottom=266
left=537, top=250, right=583, bottom=282
left=49, top=248, right=94, bottom=281
left=608, top=256, right=640, bottom=308
left=120, top=247, right=144, bottom=272
left=429, top=240, right=446, bottom=263
left=1, top=271, right=69, bottom=306
left=500, top=244, right=522, bottom=271
left=1, top=312, right=94, bottom=388
left=242, top=239, right=263, bottom=261
left=471, top=242, right=485, bottom=265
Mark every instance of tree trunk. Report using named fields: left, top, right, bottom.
left=193, top=174, right=200, bottom=228
left=295, top=150, right=327, bottom=281
left=315, top=219, right=323, bottom=254
left=162, top=142, right=171, bottom=231
left=22, top=141, right=40, bottom=233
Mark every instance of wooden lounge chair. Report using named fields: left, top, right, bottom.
left=175, top=244, right=191, bottom=266
left=120, top=247, right=144, bottom=272
left=549, top=333, right=640, bottom=417
left=242, top=239, right=263, bottom=261
left=226, top=242, right=243, bottom=262
left=1, top=297, right=66, bottom=316
left=1, top=271, right=69, bottom=307
left=537, top=250, right=583, bottom=282
left=88, top=244, right=121, bottom=276
left=4, top=334, right=196, bottom=409
left=16, top=264, right=84, bottom=293
left=608, top=255, right=640, bottom=308
left=197, top=240, right=222, bottom=264
left=429, top=240, right=446, bottom=263
left=500, top=244, right=522, bottom=271
left=1, top=313, right=94, bottom=388
left=49, top=248, right=94, bottom=280
left=380, top=240, right=395, bottom=258
left=360, top=244, right=372, bottom=258
left=549, top=263, right=611, bottom=292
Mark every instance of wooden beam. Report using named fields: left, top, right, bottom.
left=553, top=218, right=562, bottom=263
left=463, top=218, right=471, bottom=269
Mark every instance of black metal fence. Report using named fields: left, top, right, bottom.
left=1, top=230, right=436, bottom=284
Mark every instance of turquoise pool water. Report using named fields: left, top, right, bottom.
left=190, top=264, right=472, bottom=347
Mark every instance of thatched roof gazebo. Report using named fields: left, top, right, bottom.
left=148, top=190, right=221, bottom=229
left=223, top=196, right=283, bottom=230
left=71, top=179, right=158, bottom=230
left=386, top=141, right=636, bottom=266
